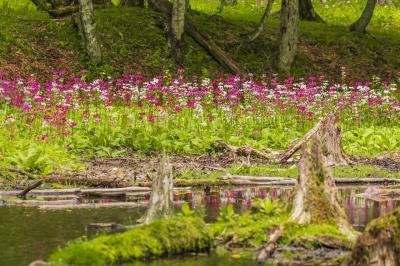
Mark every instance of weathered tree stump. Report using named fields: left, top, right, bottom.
left=278, top=113, right=352, bottom=166
left=316, top=113, right=353, bottom=166
left=137, top=153, right=174, bottom=224
left=290, top=138, right=357, bottom=240
left=345, top=208, right=400, bottom=266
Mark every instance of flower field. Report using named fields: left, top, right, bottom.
left=0, top=71, right=399, bottom=176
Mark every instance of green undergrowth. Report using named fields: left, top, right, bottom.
left=210, top=202, right=354, bottom=250
left=49, top=217, right=213, bottom=266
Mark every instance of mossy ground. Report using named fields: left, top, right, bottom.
left=48, top=201, right=356, bottom=265
left=176, top=163, right=400, bottom=186
left=0, top=1, right=399, bottom=79
left=49, top=216, right=213, bottom=266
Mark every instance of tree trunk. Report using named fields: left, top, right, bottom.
left=278, top=0, right=299, bottom=71
left=349, top=0, right=377, bottom=33
left=245, top=0, right=275, bottom=43
left=316, top=113, right=353, bottom=166
left=290, top=138, right=356, bottom=240
left=78, top=0, right=102, bottom=64
left=137, top=154, right=174, bottom=224
left=170, top=0, right=186, bottom=64
left=299, top=0, right=324, bottom=22
left=149, top=0, right=246, bottom=75
left=346, top=208, right=400, bottom=266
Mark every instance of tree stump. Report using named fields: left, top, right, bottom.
left=290, top=138, right=356, bottom=240
left=316, top=113, right=353, bottom=166
left=346, top=208, right=400, bottom=266
left=137, top=154, right=174, bottom=224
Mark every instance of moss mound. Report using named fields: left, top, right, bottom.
left=347, top=208, right=400, bottom=265
left=49, top=217, right=213, bottom=266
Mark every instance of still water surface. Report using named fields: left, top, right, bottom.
left=0, top=186, right=398, bottom=266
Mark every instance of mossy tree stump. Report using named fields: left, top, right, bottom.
left=138, top=154, right=174, bottom=224
left=317, top=113, right=353, bottom=166
left=346, top=209, right=400, bottom=266
left=290, top=138, right=357, bottom=240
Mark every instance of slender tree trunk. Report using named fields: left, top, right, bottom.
left=299, top=0, right=324, bottom=22
left=290, top=138, right=357, bottom=240
left=170, top=0, right=186, bottom=64
left=245, top=0, right=275, bottom=43
left=78, top=0, right=102, bottom=64
left=278, top=0, right=299, bottom=71
left=137, top=154, right=174, bottom=224
left=349, top=0, right=377, bottom=33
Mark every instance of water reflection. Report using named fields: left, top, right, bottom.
left=171, top=186, right=400, bottom=227
left=1, top=186, right=399, bottom=266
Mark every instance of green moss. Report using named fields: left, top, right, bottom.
left=49, top=217, right=213, bottom=266
left=282, top=223, right=354, bottom=249
left=211, top=211, right=290, bottom=248
left=364, top=208, right=400, bottom=247
left=211, top=207, right=354, bottom=250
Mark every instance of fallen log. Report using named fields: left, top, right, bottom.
left=221, top=174, right=400, bottom=185
left=148, top=0, right=246, bottom=75
left=256, top=226, right=284, bottom=265
left=80, top=187, right=150, bottom=194
left=214, top=140, right=270, bottom=160
left=4, top=199, right=78, bottom=207
left=38, top=202, right=147, bottom=210
left=221, top=174, right=292, bottom=182
left=277, top=117, right=325, bottom=163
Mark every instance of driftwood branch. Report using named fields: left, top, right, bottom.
left=256, top=225, right=284, bottom=265
left=17, top=180, right=43, bottom=199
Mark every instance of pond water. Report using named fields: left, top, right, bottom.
left=0, top=186, right=399, bottom=266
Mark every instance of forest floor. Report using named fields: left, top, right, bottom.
left=1, top=151, right=397, bottom=190
left=0, top=1, right=399, bottom=80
